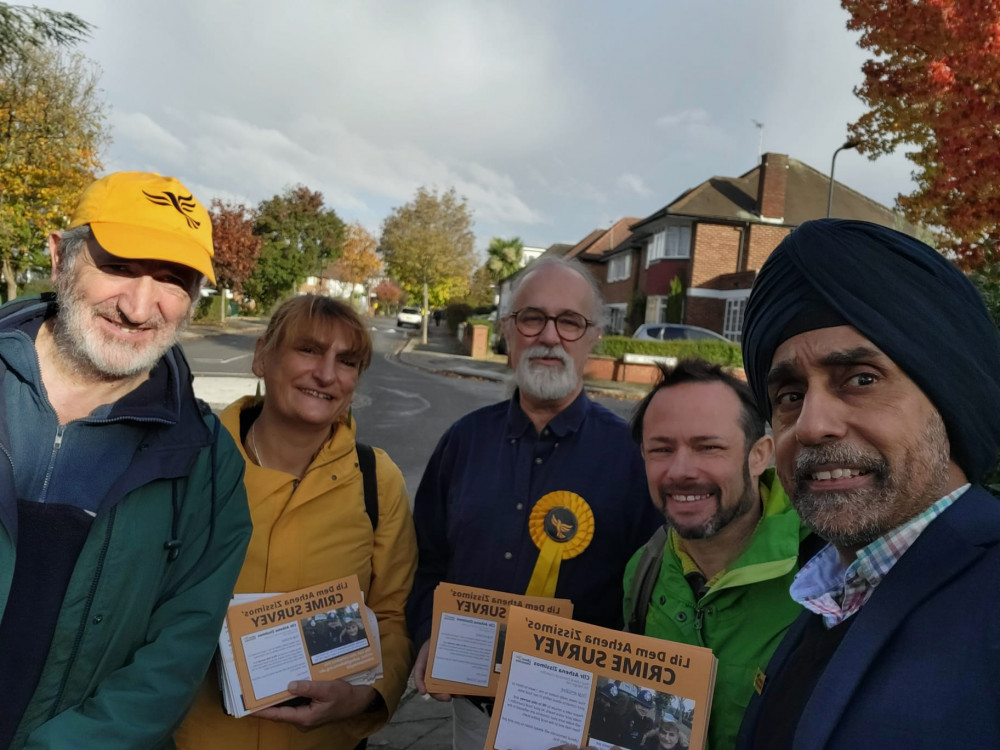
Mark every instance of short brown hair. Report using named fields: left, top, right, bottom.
left=631, top=358, right=764, bottom=450
left=256, top=294, right=372, bottom=372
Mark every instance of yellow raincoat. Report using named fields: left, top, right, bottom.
left=176, top=396, right=417, bottom=749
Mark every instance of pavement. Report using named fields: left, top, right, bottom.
left=184, top=316, right=652, bottom=748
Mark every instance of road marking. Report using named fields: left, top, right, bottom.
left=191, top=354, right=250, bottom=364
left=375, top=386, right=431, bottom=417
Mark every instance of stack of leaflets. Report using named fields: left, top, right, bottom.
left=486, top=606, right=718, bottom=750
left=423, top=582, right=573, bottom=697
left=217, top=574, right=382, bottom=717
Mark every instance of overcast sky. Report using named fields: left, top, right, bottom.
left=48, top=0, right=914, bottom=254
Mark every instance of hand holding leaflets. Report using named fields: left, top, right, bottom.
left=218, top=574, right=383, bottom=718
left=255, top=680, right=379, bottom=729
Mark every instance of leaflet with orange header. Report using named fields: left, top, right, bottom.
left=424, top=583, right=573, bottom=697
left=223, top=574, right=380, bottom=714
left=486, top=606, right=717, bottom=750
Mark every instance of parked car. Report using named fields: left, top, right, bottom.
left=396, top=306, right=422, bottom=329
left=632, top=323, right=731, bottom=342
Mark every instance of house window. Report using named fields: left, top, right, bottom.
left=646, top=224, right=691, bottom=266
left=646, top=295, right=668, bottom=323
left=607, top=252, right=632, bottom=283
left=604, top=303, right=627, bottom=335
left=723, top=296, right=748, bottom=342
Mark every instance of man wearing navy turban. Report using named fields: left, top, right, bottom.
left=736, top=219, right=1000, bottom=750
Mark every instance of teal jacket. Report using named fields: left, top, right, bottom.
left=0, top=296, right=252, bottom=749
left=623, top=470, right=808, bottom=750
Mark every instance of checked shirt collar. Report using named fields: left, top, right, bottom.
left=790, top=484, right=970, bottom=628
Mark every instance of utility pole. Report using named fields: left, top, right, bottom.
left=827, top=139, right=860, bottom=217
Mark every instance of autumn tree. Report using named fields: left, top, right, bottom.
left=243, top=185, right=344, bottom=312
left=372, top=279, right=403, bottom=314
left=0, top=44, right=107, bottom=300
left=485, top=236, right=523, bottom=282
left=209, top=199, right=262, bottom=321
left=325, top=221, right=381, bottom=311
left=842, top=0, right=1000, bottom=266
left=379, top=186, right=476, bottom=342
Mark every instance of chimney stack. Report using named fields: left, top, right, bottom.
left=757, top=152, right=788, bottom=221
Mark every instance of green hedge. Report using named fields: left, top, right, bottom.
left=593, top=335, right=743, bottom=368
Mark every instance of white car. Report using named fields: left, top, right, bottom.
left=632, top=323, right=731, bottom=342
left=396, top=306, right=422, bottom=329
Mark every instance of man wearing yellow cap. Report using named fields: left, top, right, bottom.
left=0, top=172, right=252, bottom=749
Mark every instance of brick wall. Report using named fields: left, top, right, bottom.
left=643, top=258, right=688, bottom=296
left=463, top=324, right=490, bottom=359
left=603, top=249, right=637, bottom=305
left=746, top=224, right=791, bottom=271
left=690, top=223, right=742, bottom=287
left=686, top=296, right=725, bottom=332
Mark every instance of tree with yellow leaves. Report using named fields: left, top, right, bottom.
left=0, top=44, right=107, bottom=300
left=326, top=222, right=382, bottom=311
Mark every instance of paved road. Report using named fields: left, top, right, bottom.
left=354, top=320, right=509, bottom=493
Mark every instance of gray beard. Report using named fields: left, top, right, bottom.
left=789, top=416, right=951, bottom=550
left=515, top=345, right=579, bottom=401
left=53, top=274, right=186, bottom=381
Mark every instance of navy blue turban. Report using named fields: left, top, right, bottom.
left=742, top=219, right=1000, bottom=483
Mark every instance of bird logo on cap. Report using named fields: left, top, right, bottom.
left=142, top=190, right=202, bottom=229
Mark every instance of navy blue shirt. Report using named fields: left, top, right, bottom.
left=406, top=390, right=662, bottom=644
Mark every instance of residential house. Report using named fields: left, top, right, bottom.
left=494, top=242, right=573, bottom=319
left=559, top=218, right=642, bottom=334
left=300, top=260, right=367, bottom=308
left=600, top=152, right=914, bottom=340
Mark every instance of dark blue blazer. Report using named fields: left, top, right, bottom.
left=737, top=486, right=1000, bottom=749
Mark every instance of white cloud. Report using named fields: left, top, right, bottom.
left=113, top=112, right=187, bottom=160
left=48, top=0, right=920, bottom=250
left=110, top=109, right=546, bottom=228
left=617, top=173, right=651, bottom=197
left=656, top=108, right=713, bottom=130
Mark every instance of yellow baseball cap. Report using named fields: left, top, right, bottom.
left=69, top=171, right=216, bottom=284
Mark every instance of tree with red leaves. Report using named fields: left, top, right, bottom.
left=372, top=279, right=403, bottom=314
left=843, top=0, right=1000, bottom=267
left=209, top=199, right=262, bottom=319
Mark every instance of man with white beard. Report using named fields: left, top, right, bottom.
left=406, top=256, right=661, bottom=750
left=0, top=172, right=251, bottom=749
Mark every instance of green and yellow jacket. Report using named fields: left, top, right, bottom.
left=623, top=470, right=809, bottom=750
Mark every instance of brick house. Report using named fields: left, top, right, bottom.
left=599, top=152, right=914, bottom=339
left=560, top=218, right=642, bottom=333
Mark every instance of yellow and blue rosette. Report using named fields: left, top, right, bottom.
left=525, top=491, right=595, bottom=597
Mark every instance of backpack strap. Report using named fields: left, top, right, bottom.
left=356, top=442, right=379, bottom=531
left=623, top=525, right=669, bottom=634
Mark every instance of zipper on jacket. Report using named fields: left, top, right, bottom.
left=694, top=606, right=706, bottom=632
left=38, top=424, right=65, bottom=503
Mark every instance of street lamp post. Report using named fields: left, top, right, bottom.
left=827, top=139, right=860, bottom=218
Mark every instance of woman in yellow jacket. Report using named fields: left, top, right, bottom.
left=176, top=295, right=417, bottom=750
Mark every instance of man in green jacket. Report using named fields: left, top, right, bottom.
left=624, top=359, right=811, bottom=750
left=0, top=172, right=252, bottom=749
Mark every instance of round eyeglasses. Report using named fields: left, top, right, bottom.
left=509, top=307, right=594, bottom=342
